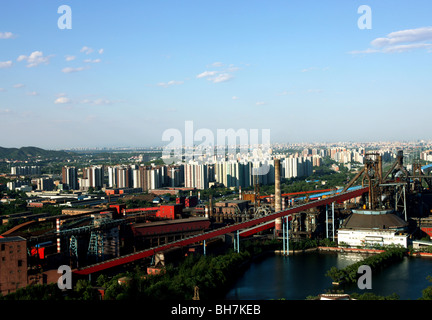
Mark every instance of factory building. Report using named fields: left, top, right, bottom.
left=0, top=236, right=27, bottom=295
left=337, top=209, right=409, bottom=248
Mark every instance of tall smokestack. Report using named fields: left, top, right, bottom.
left=378, top=155, right=383, bottom=183
left=209, top=195, right=213, bottom=218
left=275, top=159, right=282, bottom=236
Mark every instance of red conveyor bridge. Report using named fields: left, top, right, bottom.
left=73, top=187, right=368, bottom=276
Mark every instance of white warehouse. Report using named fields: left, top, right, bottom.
left=337, top=209, right=409, bottom=248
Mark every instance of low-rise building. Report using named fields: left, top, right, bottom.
left=337, top=209, right=409, bottom=248
left=0, top=236, right=27, bottom=295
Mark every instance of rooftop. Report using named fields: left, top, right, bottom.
left=341, top=210, right=408, bottom=230
left=0, top=236, right=26, bottom=243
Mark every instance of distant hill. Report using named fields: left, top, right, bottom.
left=0, top=146, right=72, bottom=160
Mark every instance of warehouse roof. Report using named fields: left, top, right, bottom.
left=0, top=236, right=26, bottom=243
left=341, top=210, right=408, bottom=230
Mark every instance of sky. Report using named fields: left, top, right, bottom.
left=1, top=0, right=432, bottom=149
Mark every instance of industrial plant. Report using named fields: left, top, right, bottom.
left=1, top=149, right=432, bottom=296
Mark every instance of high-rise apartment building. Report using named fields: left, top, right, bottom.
left=167, top=165, right=184, bottom=187
left=62, top=166, right=78, bottom=190
left=108, top=165, right=132, bottom=189
left=81, top=165, right=104, bottom=189
left=184, top=162, right=209, bottom=189
left=215, top=159, right=269, bottom=188
left=36, top=177, right=55, bottom=191
left=11, top=166, right=41, bottom=176
left=282, top=156, right=312, bottom=179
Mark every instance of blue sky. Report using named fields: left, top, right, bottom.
left=1, top=0, right=432, bottom=149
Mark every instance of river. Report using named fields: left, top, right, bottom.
left=225, top=252, right=432, bottom=300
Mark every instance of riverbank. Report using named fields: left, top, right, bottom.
left=226, top=246, right=432, bottom=300
left=410, top=252, right=432, bottom=258
left=274, top=246, right=385, bottom=255
left=275, top=246, right=432, bottom=258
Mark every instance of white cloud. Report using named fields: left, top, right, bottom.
left=382, top=43, right=432, bottom=53
left=197, top=64, right=239, bottom=83
left=17, top=51, right=51, bottom=67
left=54, top=97, right=71, bottom=104
left=211, top=62, right=224, bottom=67
left=0, top=32, right=15, bottom=39
left=197, top=71, right=233, bottom=83
left=226, top=65, right=240, bottom=72
left=371, top=27, right=432, bottom=47
left=157, top=80, right=184, bottom=88
left=26, top=91, right=38, bottom=96
left=210, top=73, right=233, bottom=83
left=0, top=88, right=6, bottom=92
left=301, top=67, right=316, bottom=72
left=348, top=48, right=381, bottom=55
left=350, top=26, right=432, bottom=54
left=98, top=48, right=104, bottom=54
left=0, top=108, right=12, bottom=114
left=13, top=83, right=25, bottom=88
left=84, top=58, right=101, bottom=63
left=232, top=96, right=239, bottom=100
left=65, top=55, right=76, bottom=61
left=278, top=90, right=295, bottom=96
left=256, top=101, right=266, bottom=106
left=307, top=89, right=323, bottom=93
left=80, top=98, right=114, bottom=106
left=196, top=71, right=218, bottom=78
left=80, top=46, right=94, bottom=54
left=0, top=61, right=12, bottom=68
left=62, top=66, right=86, bottom=73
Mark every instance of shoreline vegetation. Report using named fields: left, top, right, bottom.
left=324, top=246, right=406, bottom=286
left=1, top=238, right=432, bottom=301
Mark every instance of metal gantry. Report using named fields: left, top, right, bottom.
left=395, top=184, right=407, bottom=221
left=326, top=202, right=335, bottom=241
left=87, top=230, right=104, bottom=261
left=69, top=235, right=78, bottom=259
left=233, top=230, right=240, bottom=253
left=282, top=216, right=289, bottom=256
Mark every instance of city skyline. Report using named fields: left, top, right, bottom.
left=1, top=1, right=432, bottom=149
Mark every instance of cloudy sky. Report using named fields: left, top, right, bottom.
left=1, top=0, right=432, bottom=149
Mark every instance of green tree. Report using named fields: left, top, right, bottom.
left=420, top=276, right=432, bottom=300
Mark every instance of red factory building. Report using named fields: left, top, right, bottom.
left=131, top=217, right=211, bottom=249
left=109, top=203, right=209, bottom=250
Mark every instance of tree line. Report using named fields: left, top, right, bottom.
left=325, top=246, right=406, bottom=285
